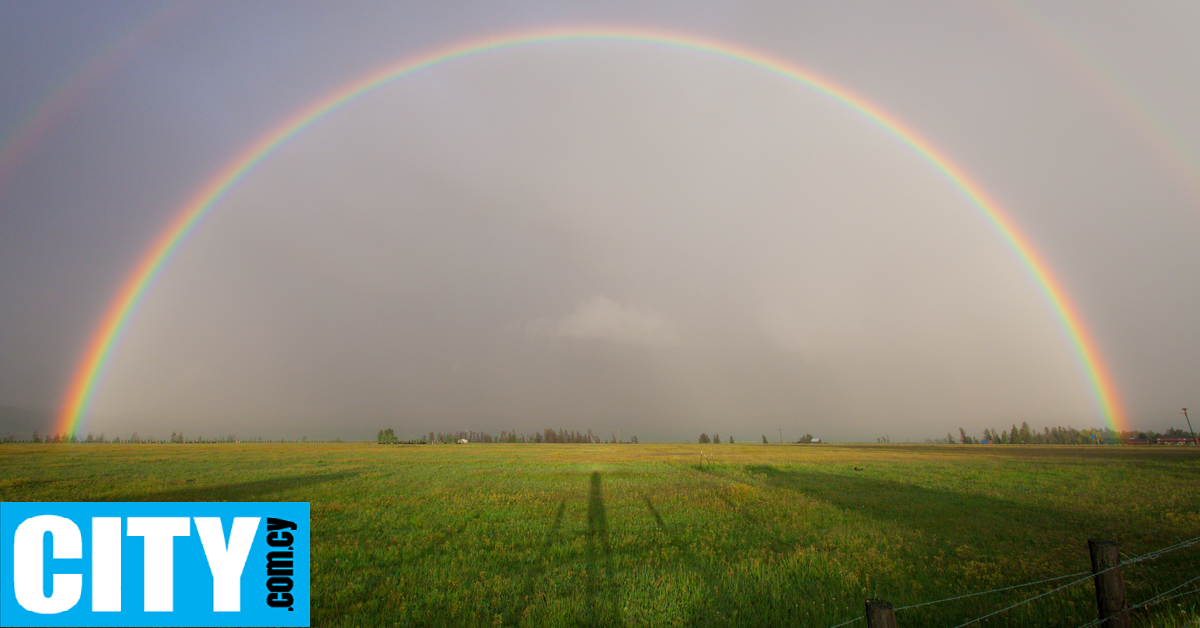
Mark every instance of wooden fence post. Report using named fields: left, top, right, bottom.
left=864, top=598, right=896, bottom=628
left=1088, top=539, right=1130, bottom=628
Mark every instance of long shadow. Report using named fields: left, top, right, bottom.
left=640, top=494, right=734, bottom=616
left=642, top=493, right=666, bottom=530
left=742, top=464, right=1086, bottom=546
left=584, top=472, right=622, bottom=627
left=638, top=467, right=1088, bottom=626
left=641, top=491, right=819, bottom=626
left=510, top=499, right=567, bottom=623
left=100, top=471, right=359, bottom=502
left=736, top=464, right=1148, bottom=627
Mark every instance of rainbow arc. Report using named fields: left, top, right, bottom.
left=56, top=27, right=1125, bottom=435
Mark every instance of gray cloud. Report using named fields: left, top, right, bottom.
left=528, top=296, right=683, bottom=348
left=2, top=1, right=1198, bottom=441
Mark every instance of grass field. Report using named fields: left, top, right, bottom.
left=2, top=442, right=1197, bottom=627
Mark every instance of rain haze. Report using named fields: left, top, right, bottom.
left=1, top=1, right=1197, bottom=442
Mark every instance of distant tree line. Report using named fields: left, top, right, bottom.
left=376, top=427, right=639, bottom=444
left=937, top=422, right=1197, bottom=445
left=697, top=433, right=744, bottom=444
left=5, top=421, right=1191, bottom=445
left=1128, top=426, right=1197, bottom=443
left=12, top=431, right=341, bottom=444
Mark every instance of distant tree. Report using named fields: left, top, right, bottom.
left=699, top=433, right=711, bottom=444
left=713, top=433, right=721, bottom=444
left=631, top=435, right=638, bottom=444
left=798, top=433, right=814, bottom=444
left=1019, top=422, right=1032, bottom=444
left=946, top=432, right=956, bottom=444
left=959, top=427, right=970, bottom=444
left=762, top=434, right=768, bottom=444
left=729, top=435, right=734, bottom=444
left=31, top=430, right=39, bottom=443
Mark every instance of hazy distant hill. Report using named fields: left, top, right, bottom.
left=0, top=405, right=54, bottom=438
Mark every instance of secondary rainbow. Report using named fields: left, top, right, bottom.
left=0, top=3, right=189, bottom=195
left=984, top=0, right=1200, bottom=211
left=56, top=26, right=1126, bottom=435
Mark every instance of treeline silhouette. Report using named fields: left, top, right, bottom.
left=942, top=422, right=1197, bottom=445
left=3, top=422, right=1191, bottom=445
left=377, top=427, right=638, bottom=444
left=9, top=431, right=343, bottom=444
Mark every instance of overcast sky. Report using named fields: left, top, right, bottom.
left=1, top=1, right=1197, bottom=442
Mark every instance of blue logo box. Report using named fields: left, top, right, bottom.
left=1, top=502, right=309, bottom=627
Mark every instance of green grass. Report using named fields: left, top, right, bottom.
left=2, top=443, right=1197, bottom=627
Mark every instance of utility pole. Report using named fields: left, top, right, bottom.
left=778, top=428, right=783, bottom=444
left=1184, top=408, right=1196, bottom=445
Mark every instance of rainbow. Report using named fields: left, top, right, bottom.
left=983, top=1, right=1200, bottom=210
left=56, top=26, right=1126, bottom=436
left=0, top=3, right=189, bottom=196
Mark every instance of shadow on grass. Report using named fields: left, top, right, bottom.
left=743, top=464, right=1086, bottom=547
left=641, top=491, right=839, bottom=626
left=638, top=466, right=1094, bottom=626
left=101, top=471, right=359, bottom=502
left=642, top=493, right=666, bottom=530
left=511, top=475, right=623, bottom=627
left=511, top=499, right=567, bottom=623
left=584, top=472, right=622, bottom=627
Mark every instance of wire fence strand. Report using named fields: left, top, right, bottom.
left=1072, top=576, right=1200, bottom=628
left=950, top=570, right=1099, bottom=628
left=1124, top=536, right=1200, bottom=566
left=1130, top=575, right=1200, bottom=611
left=826, top=536, right=1200, bottom=628
left=894, top=570, right=1090, bottom=612
left=1154, top=587, right=1199, bottom=606
left=955, top=536, right=1200, bottom=628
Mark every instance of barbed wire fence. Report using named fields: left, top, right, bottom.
left=824, top=535, right=1200, bottom=628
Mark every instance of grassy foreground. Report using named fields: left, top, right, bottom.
left=2, top=443, right=1197, bottom=627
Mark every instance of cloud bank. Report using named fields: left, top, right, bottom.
left=529, top=296, right=682, bottom=348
